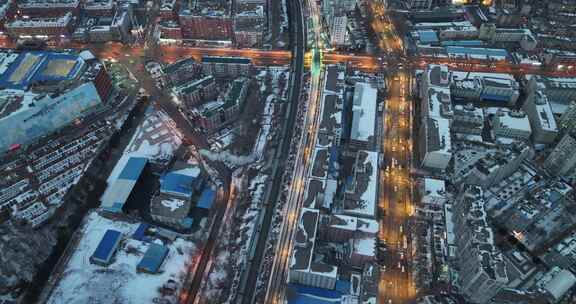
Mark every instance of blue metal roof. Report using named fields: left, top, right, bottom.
left=446, top=46, right=509, bottom=58
left=118, top=157, right=148, bottom=181
left=480, top=93, right=511, bottom=102
left=91, top=229, right=122, bottom=264
left=160, top=172, right=195, bottom=197
left=441, top=40, right=485, bottom=47
left=328, top=145, right=339, bottom=176
left=287, top=281, right=352, bottom=303
left=418, top=30, right=439, bottom=43
left=197, top=188, right=216, bottom=209
left=0, top=51, right=83, bottom=90
left=180, top=217, right=194, bottom=229
left=132, top=223, right=150, bottom=241
left=137, top=243, right=169, bottom=273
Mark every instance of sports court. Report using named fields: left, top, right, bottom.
left=41, top=58, right=78, bottom=78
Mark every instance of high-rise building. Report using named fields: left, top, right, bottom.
left=453, top=186, right=508, bottom=304
left=559, top=101, right=576, bottom=135
left=544, top=134, right=576, bottom=177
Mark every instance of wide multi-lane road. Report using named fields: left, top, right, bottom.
left=379, top=71, right=417, bottom=304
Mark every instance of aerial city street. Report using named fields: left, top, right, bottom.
left=2, top=0, right=576, bottom=303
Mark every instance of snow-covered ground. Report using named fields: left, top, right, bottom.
left=105, top=107, right=182, bottom=186
left=46, top=211, right=197, bottom=304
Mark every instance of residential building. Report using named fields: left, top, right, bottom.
left=492, top=180, right=576, bottom=253
left=542, top=50, right=576, bottom=68
left=178, top=0, right=232, bottom=40
left=330, top=15, right=347, bottom=48
left=5, top=13, right=74, bottom=38
left=318, top=65, right=344, bottom=149
left=173, top=76, right=217, bottom=110
left=17, top=0, right=80, bottom=17
left=201, top=56, right=252, bottom=78
left=196, top=78, right=249, bottom=131
left=233, top=7, right=264, bottom=48
left=164, top=58, right=202, bottom=86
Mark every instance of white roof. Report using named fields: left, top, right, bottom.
left=351, top=83, right=377, bottom=142
left=331, top=214, right=379, bottom=234
left=431, top=117, right=451, bottom=154
left=424, top=178, right=446, bottom=198
left=496, top=110, right=532, bottom=132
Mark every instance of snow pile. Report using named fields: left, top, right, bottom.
left=252, top=94, right=275, bottom=161
left=161, top=198, right=185, bottom=212
left=46, top=212, right=197, bottom=304
left=200, top=149, right=256, bottom=169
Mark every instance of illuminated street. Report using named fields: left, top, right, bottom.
left=379, top=71, right=417, bottom=303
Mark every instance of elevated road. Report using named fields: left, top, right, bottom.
left=238, top=0, right=306, bottom=303
left=265, top=0, right=326, bottom=302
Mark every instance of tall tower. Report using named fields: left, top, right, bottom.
left=559, top=101, right=576, bottom=135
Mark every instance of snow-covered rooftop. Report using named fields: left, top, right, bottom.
left=424, top=178, right=446, bottom=198
left=351, top=83, right=377, bottom=143
left=343, top=151, right=378, bottom=218
left=329, top=214, right=379, bottom=235
left=352, top=237, right=376, bottom=257
left=495, top=109, right=532, bottom=133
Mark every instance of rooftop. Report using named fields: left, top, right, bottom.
left=290, top=208, right=338, bottom=277
left=351, top=83, right=377, bottom=143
